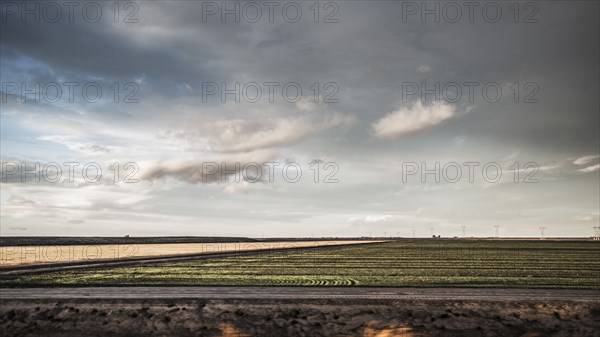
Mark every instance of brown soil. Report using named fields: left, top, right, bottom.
left=1, top=299, right=599, bottom=337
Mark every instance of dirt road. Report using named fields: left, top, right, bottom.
left=2, top=286, right=599, bottom=302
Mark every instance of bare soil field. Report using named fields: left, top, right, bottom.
left=0, top=241, right=379, bottom=267
left=1, top=297, right=599, bottom=337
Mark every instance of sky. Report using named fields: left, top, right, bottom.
left=1, top=1, right=599, bottom=238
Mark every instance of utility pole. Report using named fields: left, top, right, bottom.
left=538, top=226, right=546, bottom=240
left=494, top=225, right=500, bottom=239
left=412, top=229, right=416, bottom=238
left=460, top=226, right=467, bottom=238
left=429, top=227, right=435, bottom=237
left=594, top=227, right=600, bottom=241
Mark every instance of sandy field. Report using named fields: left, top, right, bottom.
left=0, top=241, right=379, bottom=267
left=1, top=298, right=598, bottom=337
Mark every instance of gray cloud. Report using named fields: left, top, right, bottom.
left=138, top=150, right=276, bottom=184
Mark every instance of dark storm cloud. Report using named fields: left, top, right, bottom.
left=1, top=2, right=221, bottom=98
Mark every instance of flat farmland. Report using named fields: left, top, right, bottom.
left=0, top=241, right=376, bottom=267
left=2, top=240, right=599, bottom=289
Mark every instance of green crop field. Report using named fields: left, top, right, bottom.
left=2, top=240, right=599, bottom=289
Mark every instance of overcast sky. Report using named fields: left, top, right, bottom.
left=1, top=1, right=598, bottom=237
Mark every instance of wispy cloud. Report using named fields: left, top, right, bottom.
left=578, top=163, right=600, bottom=173
left=372, top=102, right=466, bottom=139
left=573, top=155, right=600, bottom=166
